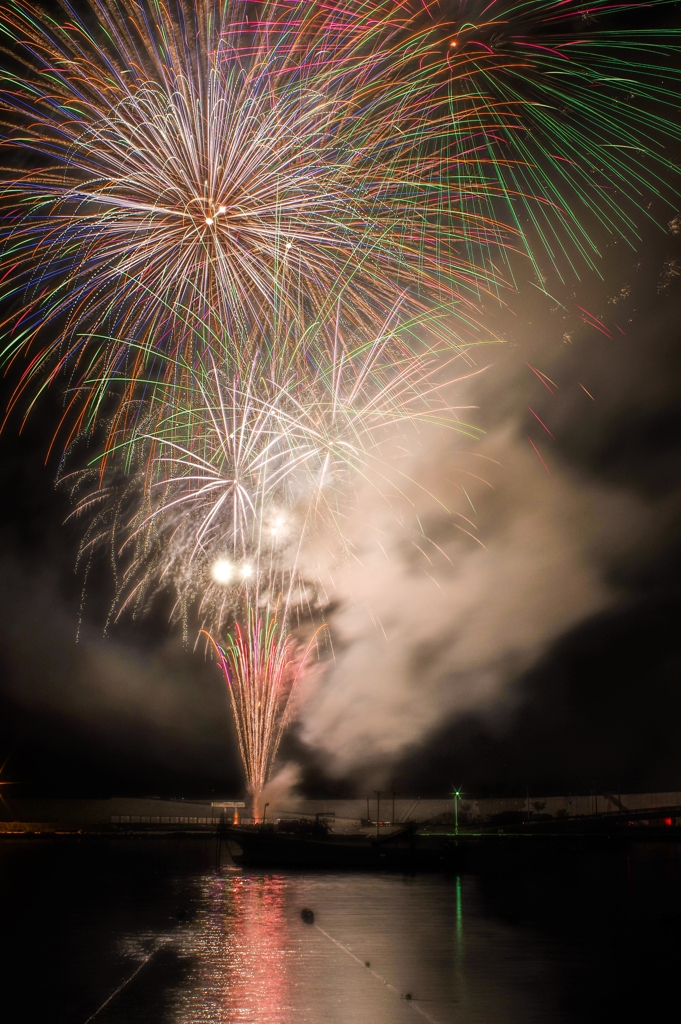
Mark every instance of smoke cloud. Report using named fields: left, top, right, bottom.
left=297, top=298, right=681, bottom=783
left=0, top=553, right=238, bottom=788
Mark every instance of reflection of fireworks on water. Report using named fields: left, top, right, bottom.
left=169, top=874, right=292, bottom=1023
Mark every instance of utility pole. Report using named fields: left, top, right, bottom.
left=375, top=790, right=381, bottom=838
left=452, top=787, right=462, bottom=835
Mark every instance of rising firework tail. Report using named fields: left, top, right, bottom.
left=201, top=615, right=324, bottom=819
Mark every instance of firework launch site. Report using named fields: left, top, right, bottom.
left=3, top=790, right=680, bottom=838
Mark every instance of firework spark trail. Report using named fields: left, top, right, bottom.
left=67, top=316, right=483, bottom=639
left=201, top=615, right=321, bottom=817
left=0, top=0, right=508, bottom=445
left=1, top=0, right=679, bottom=446
left=2, top=0, right=680, bottom=429
left=85, top=278, right=485, bottom=470
left=63, top=314, right=486, bottom=797
left=306, top=0, right=681, bottom=274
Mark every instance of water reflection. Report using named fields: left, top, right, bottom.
left=172, top=874, right=292, bottom=1024
left=2, top=840, right=680, bottom=1023
left=166, top=870, right=572, bottom=1024
left=170, top=873, right=447, bottom=1024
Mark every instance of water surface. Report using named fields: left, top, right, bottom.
left=2, top=838, right=680, bottom=1022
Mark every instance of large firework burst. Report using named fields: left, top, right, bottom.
left=0, top=0, right=505, bottom=444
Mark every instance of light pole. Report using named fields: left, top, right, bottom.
left=375, top=790, right=382, bottom=838
left=452, top=787, right=462, bottom=835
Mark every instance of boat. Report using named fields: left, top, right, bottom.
left=219, top=817, right=465, bottom=870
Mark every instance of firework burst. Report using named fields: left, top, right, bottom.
left=0, top=0, right=507, bottom=444
left=67, top=309, right=479, bottom=638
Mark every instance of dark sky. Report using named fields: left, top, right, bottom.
left=3, top=6, right=681, bottom=803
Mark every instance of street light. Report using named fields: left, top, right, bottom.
left=452, top=787, right=462, bottom=835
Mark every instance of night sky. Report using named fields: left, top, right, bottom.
left=3, top=5, right=681, bottom=804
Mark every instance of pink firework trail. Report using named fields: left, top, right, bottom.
left=202, top=614, right=322, bottom=818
